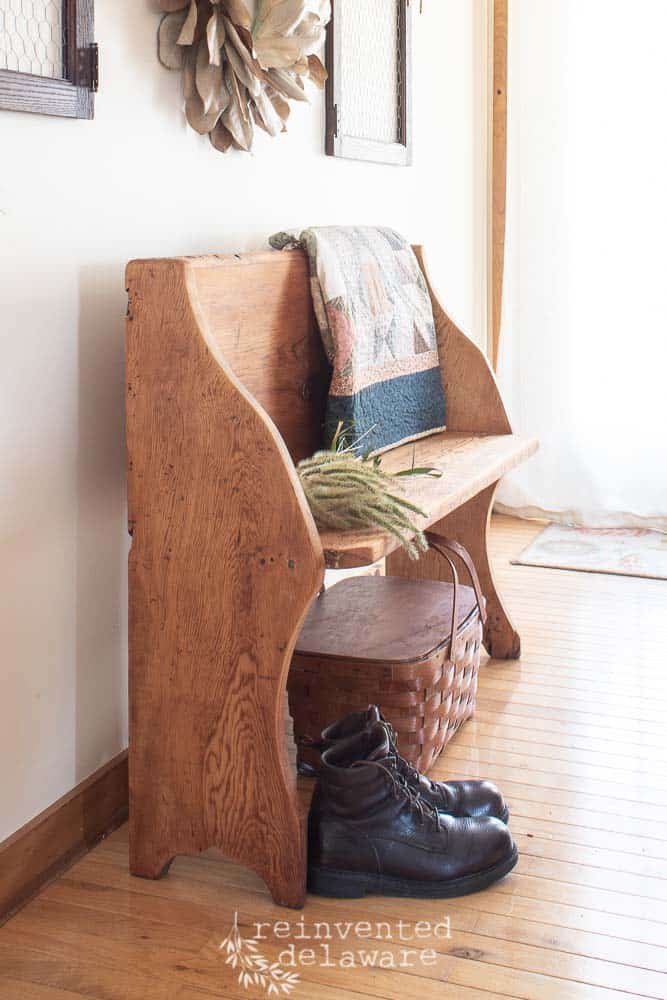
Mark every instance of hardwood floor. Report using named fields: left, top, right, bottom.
left=1, top=515, right=666, bottom=1000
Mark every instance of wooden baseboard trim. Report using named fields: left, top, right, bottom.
left=0, top=750, right=129, bottom=925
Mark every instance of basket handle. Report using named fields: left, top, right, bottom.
left=424, top=532, right=488, bottom=633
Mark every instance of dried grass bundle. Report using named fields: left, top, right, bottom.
left=157, top=0, right=330, bottom=153
left=297, top=428, right=441, bottom=560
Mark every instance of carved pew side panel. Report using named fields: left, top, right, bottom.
left=126, top=257, right=324, bottom=907
left=412, top=246, right=513, bottom=436
left=388, top=250, right=522, bottom=659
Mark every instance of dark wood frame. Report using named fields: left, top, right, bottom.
left=0, top=0, right=97, bottom=119
left=325, top=0, right=412, bottom=166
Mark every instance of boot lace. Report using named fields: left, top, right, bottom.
left=378, top=721, right=438, bottom=792
left=351, top=758, right=441, bottom=831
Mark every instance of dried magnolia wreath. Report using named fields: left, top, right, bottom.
left=157, top=0, right=331, bottom=153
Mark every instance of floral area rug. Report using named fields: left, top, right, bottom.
left=512, top=523, right=667, bottom=580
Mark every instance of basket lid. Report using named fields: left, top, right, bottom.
left=295, top=575, right=479, bottom=664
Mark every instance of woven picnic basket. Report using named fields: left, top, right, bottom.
left=288, top=533, right=487, bottom=774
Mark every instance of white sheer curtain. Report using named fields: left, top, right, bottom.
left=496, top=0, right=667, bottom=530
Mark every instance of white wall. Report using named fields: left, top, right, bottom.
left=0, top=0, right=483, bottom=842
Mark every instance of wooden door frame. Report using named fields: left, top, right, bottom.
left=487, top=0, right=508, bottom=370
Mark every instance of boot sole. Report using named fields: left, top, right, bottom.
left=434, top=806, right=509, bottom=823
left=308, top=846, right=519, bottom=899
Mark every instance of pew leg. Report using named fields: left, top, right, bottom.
left=437, top=482, right=521, bottom=659
left=386, top=481, right=521, bottom=660
left=129, top=642, right=311, bottom=908
left=128, top=837, right=173, bottom=881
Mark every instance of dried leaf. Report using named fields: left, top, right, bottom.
left=235, top=23, right=256, bottom=55
left=206, top=9, right=226, bottom=65
left=183, top=46, right=196, bottom=99
left=223, top=16, right=274, bottom=95
left=253, top=0, right=328, bottom=68
left=225, top=59, right=248, bottom=122
left=196, top=38, right=224, bottom=113
left=307, top=53, right=327, bottom=88
left=223, top=16, right=257, bottom=68
left=221, top=0, right=253, bottom=30
left=255, top=35, right=303, bottom=70
left=210, top=121, right=234, bottom=152
left=218, top=65, right=232, bottom=111
left=293, top=14, right=326, bottom=56
left=252, top=88, right=284, bottom=136
left=255, top=0, right=306, bottom=37
left=177, top=0, right=198, bottom=46
left=267, top=68, right=309, bottom=102
left=294, top=10, right=319, bottom=35
left=159, top=0, right=189, bottom=10
left=186, top=93, right=223, bottom=134
left=267, top=87, right=291, bottom=125
left=222, top=62, right=254, bottom=149
left=158, top=11, right=188, bottom=70
left=224, top=38, right=261, bottom=96
left=289, top=56, right=307, bottom=77
left=250, top=103, right=269, bottom=135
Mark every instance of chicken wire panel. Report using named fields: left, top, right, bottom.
left=338, top=0, right=401, bottom=144
left=0, top=0, right=64, bottom=79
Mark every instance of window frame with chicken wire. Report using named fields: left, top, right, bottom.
left=325, top=0, right=412, bottom=167
left=0, top=0, right=96, bottom=119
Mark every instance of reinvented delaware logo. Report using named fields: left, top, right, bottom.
left=219, top=909, right=450, bottom=991
left=219, top=912, right=301, bottom=996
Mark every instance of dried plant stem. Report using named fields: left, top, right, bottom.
left=297, top=449, right=432, bottom=560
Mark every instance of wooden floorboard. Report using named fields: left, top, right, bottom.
left=1, top=515, right=665, bottom=999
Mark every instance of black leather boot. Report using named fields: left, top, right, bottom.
left=321, top=705, right=509, bottom=823
left=308, top=723, right=517, bottom=898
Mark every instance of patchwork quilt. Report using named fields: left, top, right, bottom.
left=270, top=226, right=447, bottom=455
